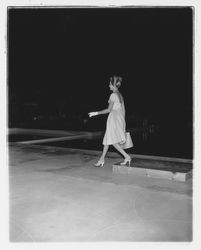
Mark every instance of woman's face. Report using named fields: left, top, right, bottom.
left=109, top=81, right=114, bottom=91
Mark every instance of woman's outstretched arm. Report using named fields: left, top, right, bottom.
left=88, top=101, right=114, bottom=117
left=98, top=101, right=114, bottom=115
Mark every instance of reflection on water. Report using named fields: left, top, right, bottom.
left=25, top=124, right=192, bottom=159
left=9, top=113, right=192, bottom=159
left=130, top=124, right=192, bottom=159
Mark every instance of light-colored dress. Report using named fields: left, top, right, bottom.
left=103, top=92, right=126, bottom=145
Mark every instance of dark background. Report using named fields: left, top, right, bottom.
left=8, top=7, right=193, bottom=158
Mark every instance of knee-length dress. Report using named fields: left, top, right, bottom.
left=103, top=93, right=126, bottom=145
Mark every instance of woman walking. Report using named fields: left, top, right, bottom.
left=88, top=75, right=131, bottom=167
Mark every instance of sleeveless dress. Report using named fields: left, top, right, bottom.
left=103, top=93, right=126, bottom=145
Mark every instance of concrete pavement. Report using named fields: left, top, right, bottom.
left=9, top=144, right=192, bottom=242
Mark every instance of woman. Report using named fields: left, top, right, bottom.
left=88, top=75, right=131, bottom=167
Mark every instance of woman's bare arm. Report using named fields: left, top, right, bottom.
left=97, top=101, right=114, bottom=115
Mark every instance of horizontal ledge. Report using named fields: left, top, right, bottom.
left=113, top=164, right=192, bottom=182
left=127, top=153, right=192, bottom=164
left=15, top=134, right=97, bottom=144
left=8, top=128, right=103, bottom=137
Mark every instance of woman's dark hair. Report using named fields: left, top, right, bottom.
left=110, top=75, right=122, bottom=89
left=110, top=75, right=124, bottom=104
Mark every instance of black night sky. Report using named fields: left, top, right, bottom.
left=8, top=7, right=193, bottom=158
left=9, top=7, right=192, bottom=115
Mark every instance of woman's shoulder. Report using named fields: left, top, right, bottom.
left=109, top=93, right=118, bottom=101
left=110, top=92, right=117, bottom=98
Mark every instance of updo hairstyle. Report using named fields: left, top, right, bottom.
left=110, top=75, right=122, bottom=89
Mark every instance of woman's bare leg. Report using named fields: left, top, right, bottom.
left=112, top=143, right=130, bottom=159
left=99, top=145, right=109, bottom=162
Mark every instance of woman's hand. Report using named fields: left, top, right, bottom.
left=88, top=111, right=98, bottom=118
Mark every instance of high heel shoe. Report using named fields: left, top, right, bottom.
left=94, top=160, right=104, bottom=167
left=120, top=157, right=131, bottom=166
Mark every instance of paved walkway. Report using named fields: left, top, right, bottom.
left=9, top=144, right=192, bottom=242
